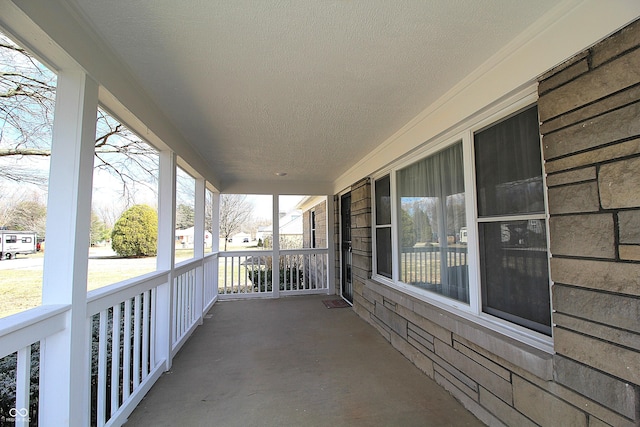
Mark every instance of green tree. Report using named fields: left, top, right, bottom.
left=90, top=211, right=111, bottom=245
left=413, top=204, right=433, bottom=243
left=176, top=203, right=194, bottom=230
left=400, top=209, right=416, bottom=248
left=111, top=204, right=157, bottom=257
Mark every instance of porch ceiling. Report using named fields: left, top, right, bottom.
left=63, top=0, right=558, bottom=189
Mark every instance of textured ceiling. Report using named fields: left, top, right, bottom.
left=65, top=0, right=558, bottom=189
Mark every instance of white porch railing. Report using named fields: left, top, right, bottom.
left=218, top=248, right=329, bottom=298
left=87, top=270, right=168, bottom=427
left=0, top=249, right=326, bottom=425
left=0, top=253, right=219, bottom=427
left=0, top=305, right=69, bottom=426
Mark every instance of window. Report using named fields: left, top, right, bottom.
left=310, top=210, right=316, bottom=248
left=372, top=101, right=551, bottom=341
left=22, top=237, right=32, bottom=243
left=6, top=235, right=17, bottom=244
left=474, top=105, right=550, bottom=335
left=397, top=142, right=468, bottom=303
left=374, top=175, right=392, bottom=278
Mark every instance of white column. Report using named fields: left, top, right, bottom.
left=211, top=192, right=220, bottom=300
left=157, top=151, right=176, bottom=271
left=155, top=150, right=176, bottom=370
left=211, top=192, right=220, bottom=254
left=272, top=194, right=280, bottom=298
left=326, top=195, right=336, bottom=295
left=194, top=178, right=205, bottom=323
left=39, top=70, right=98, bottom=427
left=194, top=178, right=205, bottom=260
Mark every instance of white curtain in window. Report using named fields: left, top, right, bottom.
left=397, top=142, right=468, bottom=303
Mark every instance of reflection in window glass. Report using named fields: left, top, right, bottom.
left=375, top=175, right=391, bottom=226
left=475, top=106, right=544, bottom=217
left=479, top=220, right=550, bottom=334
left=397, top=142, right=468, bottom=303
left=374, top=176, right=392, bottom=278
left=474, top=105, right=550, bottom=335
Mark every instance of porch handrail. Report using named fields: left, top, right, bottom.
left=280, top=247, right=328, bottom=254
left=173, top=257, right=203, bottom=277
left=218, top=249, right=271, bottom=257
left=218, top=247, right=330, bottom=298
left=87, top=270, right=170, bottom=316
left=0, top=304, right=69, bottom=360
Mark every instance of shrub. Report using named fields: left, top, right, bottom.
left=111, top=205, right=158, bottom=257
left=249, top=267, right=304, bottom=292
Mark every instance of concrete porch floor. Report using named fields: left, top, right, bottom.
left=125, top=295, right=484, bottom=426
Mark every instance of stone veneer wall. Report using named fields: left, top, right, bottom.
left=540, top=18, right=640, bottom=424
left=350, top=178, right=372, bottom=299
left=302, top=200, right=327, bottom=249
left=333, top=194, right=341, bottom=295
left=343, top=20, right=640, bottom=427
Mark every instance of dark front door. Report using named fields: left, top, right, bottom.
left=341, top=192, right=353, bottom=303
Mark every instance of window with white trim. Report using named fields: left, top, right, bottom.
left=374, top=175, right=392, bottom=279
left=372, top=102, right=551, bottom=340
left=310, top=210, right=316, bottom=248
left=474, top=105, right=550, bottom=335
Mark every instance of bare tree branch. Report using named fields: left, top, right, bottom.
left=0, top=148, right=50, bottom=157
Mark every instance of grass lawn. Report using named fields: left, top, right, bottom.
left=0, top=270, right=44, bottom=318
left=0, top=248, right=197, bottom=319
left=0, top=246, right=267, bottom=319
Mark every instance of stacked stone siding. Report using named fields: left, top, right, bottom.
left=349, top=178, right=372, bottom=306
left=340, top=20, right=640, bottom=427
left=334, top=194, right=341, bottom=295
left=539, top=18, right=640, bottom=424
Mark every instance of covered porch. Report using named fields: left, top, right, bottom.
left=1, top=1, right=639, bottom=427
left=125, top=296, right=482, bottom=427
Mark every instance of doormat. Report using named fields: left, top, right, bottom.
left=322, top=299, right=351, bottom=309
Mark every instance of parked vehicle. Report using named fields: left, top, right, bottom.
left=0, top=230, right=37, bottom=260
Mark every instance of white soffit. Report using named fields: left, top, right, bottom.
left=64, top=0, right=560, bottom=189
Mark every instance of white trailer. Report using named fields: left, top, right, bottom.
left=0, top=230, right=37, bottom=260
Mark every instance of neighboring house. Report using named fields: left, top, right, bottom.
left=298, top=196, right=328, bottom=290
left=255, top=225, right=270, bottom=243
left=298, top=196, right=327, bottom=249
left=259, top=211, right=303, bottom=248
left=176, top=227, right=213, bottom=248
left=228, top=232, right=251, bottom=243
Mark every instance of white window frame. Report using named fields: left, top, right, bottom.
left=370, top=85, right=553, bottom=353
left=372, top=174, right=394, bottom=280
left=310, top=209, right=316, bottom=248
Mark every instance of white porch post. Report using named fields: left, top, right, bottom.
left=39, top=70, right=98, bottom=427
left=194, top=178, right=205, bottom=260
left=155, top=150, right=176, bottom=370
left=194, top=177, right=205, bottom=322
left=211, top=192, right=220, bottom=300
left=272, top=194, right=280, bottom=298
left=326, top=195, right=336, bottom=295
left=211, top=192, right=220, bottom=254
